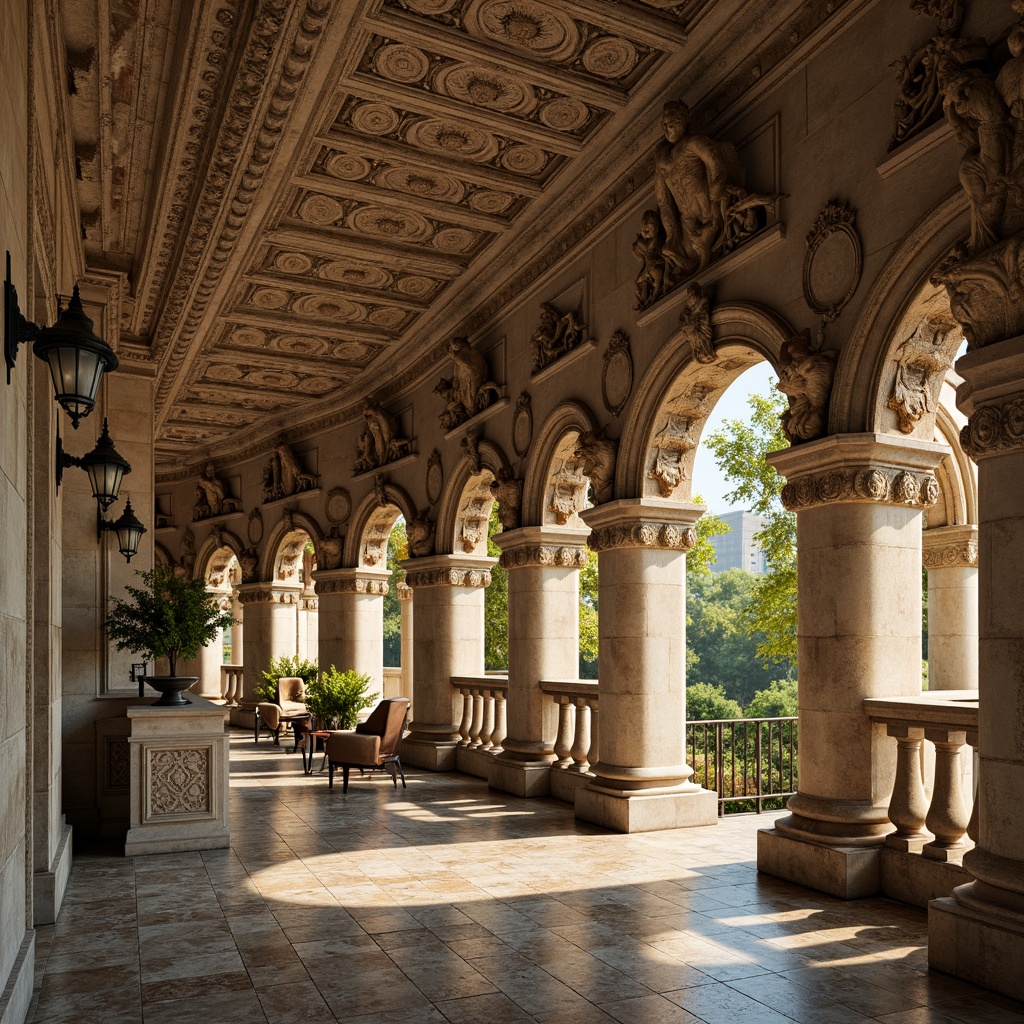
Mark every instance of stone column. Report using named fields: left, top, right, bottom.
left=490, top=527, right=589, bottom=797
left=312, top=567, right=390, bottom=694
left=574, top=499, right=718, bottom=833
left=758, top=434, right=946, bottom=898
left=398, top=581, right=413, bottom=707
left=230, top=592, right=243, bottom=665
left=929, top=338, right=1024, bottom=999
left=301, top=594, right=319, bottom=664
left=230, top=582, right=302, bottom=727
left=399, top=554, right=494, bottom=771
left=923, top=525, right=979, bottom=691
left=195, top=636, right=224, bottom=700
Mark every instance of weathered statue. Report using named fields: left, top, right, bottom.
left=318, top=529, right=343, bottom=570
left=678, top=283, right=715, bottom=364
left=406, top=509, right=435, bottom=558
left=776, top=330, right=836, bottom=444
left=531, top=302, right=587, bottom=374
left=264, top=442, right=317, bottom=501
left=574, top=428, right=617, bottom=505
left=193, top=463, right=240, bottom=521
left=436, top=338, right=501, bottom=430
left=489, top=468, right=522, bottom=531
left=886, top=316, right=957, bottom=433
left=354, top=401, right=413, bottom=473
left=633, top=210, right=671, bottom=309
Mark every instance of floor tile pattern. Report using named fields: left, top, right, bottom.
left=27, top=730, right=1024, bottom=1023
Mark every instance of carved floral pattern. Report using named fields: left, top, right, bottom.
left=922, top=541, right=979, bottom=569
left=779, top=468, right=940, bottom=510
left=316, top=577, right=390, bottom=595
left=149, top=748, right=210, bottom=816
left=499, top=544, right=589, bottom=569
left=587, top=521, right=697, bottom=553
left=403, top=567, right=492, bottom=588
left=960, top=397, right=1024, bottom=457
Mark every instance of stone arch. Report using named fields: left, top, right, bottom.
left=929, top=377, right=978, bottom=530
left=194, top=529, right=244, bottom=585
left=154, top=542, right=172, bottom=567
left=344, top=481, right=416, bottom=569
left=435, top=438, right=511, bottom=556
left=522, top=400, right=601, bottom=529
left=834, top=188, right=969, bottom=435
left=258, top=509, right=324, bottom=584
left=617, top=301, right=793, bottom=502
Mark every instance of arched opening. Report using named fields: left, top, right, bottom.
left=271, top=527, right=318, bottom=664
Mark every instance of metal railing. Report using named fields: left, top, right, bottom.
left=686, top=716, right=798, bottom=815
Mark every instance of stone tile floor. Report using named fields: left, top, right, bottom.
left=27, top=728, right=1024, bottom=1024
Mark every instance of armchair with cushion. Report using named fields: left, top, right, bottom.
left=325, top=697, right=409, bottom=793
left=254, top=676, right=309, bottom=746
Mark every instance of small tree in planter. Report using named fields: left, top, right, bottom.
left=105, top=564, right=235, bottom=706
left=304, top=667, right=377, bottom=730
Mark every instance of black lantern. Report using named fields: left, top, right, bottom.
left=4, top=252, right=118, bottom=427
left=57, top=418, right=131, bottom=510
left=98, top=497, right=147, bottom=563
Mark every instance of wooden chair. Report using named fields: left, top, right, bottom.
left=325, top=697, right=409, bottom=793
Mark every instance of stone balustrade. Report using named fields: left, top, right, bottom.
left=541, top=680, right=599, bottom=804
left=383, top=666, right=404, bottom=701
left=864, top=690, right=978, bottom=908
left=452, top=676, right=507, bottom=778
left=220, top=664, right=244, bottom=705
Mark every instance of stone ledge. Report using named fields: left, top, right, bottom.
left=757, top=826, right=881, bottom=899
left=488, top=758, right=552, bottom=798
left=33, top=821, right=73, bottom=925
left=880, top=846, right=972, bottom=909
left=401, top=737, right=458, bottom=772
left=575, top=785, right=718, bottom=833
left=0, top=932, right=34, bottom=1024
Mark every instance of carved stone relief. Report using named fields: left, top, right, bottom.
left=325, top=487, right=352, bottom=526
left=362, top=519, right=392, bottom=567
left=457, top=495, right=491, bottom=553
left=512, top=392, right=533, bottom=457
left=574, top=428, right=617, bottom=505
left=436, top=337, right=504, bottom=431
left=192, top=463, right=241, bottom=522
left=961, top=395, right=1024, bottom=458
left=490, top=468, right=523, bottom=531
left=548, top=456, right=588, bottom=526
left=319, top=529, right=344, bottom=570
left=263, top=442, right=318, bottom=502
left=426, top=450, right=444, bottom=506
left=239, top=548, right=259, bottom=584
left=354, top=401, right=415, bottom=473
left=678, top=283, right=715, bottom=364
left=887, top=315, right=959, bottom=433
left=587, top=520, right=697, bottom=553
left=647, top=414, right=700, bottom=498
left=461, top=428, right=482, bottom=474
left=780, top=467, right=940, bottom=511
left=776, top=330, right=837, bottom=445
left=148, top=748, right=210, bottom=816
left=247, top=507, right=264, bottom=547
left=530, top=302, right=589, bottom=375
left=803, top=200, right=862, bottom=345
left=602, top=330, right=633, bottom=417
left=407, top=509, right=437, bottom=557
left=499, top=544, right=588, bottom=569
left=181, top=526, right=196, bottom=572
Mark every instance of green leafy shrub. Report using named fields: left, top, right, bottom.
left=105, top=565, right=234, bottom=674
left=304, top=667, right=377, bottom=729
left=258, top=654, right=319, bottom=704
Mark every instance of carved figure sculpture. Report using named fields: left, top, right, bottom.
left=407, top=509, right=435, bottom=558
left=461, top=428, right=482, bottom=474
left=574, top=428, right=617, bottom=505
left=633, top=210, right=671, bottom=309
left=319, top=528, right=343, bottom=570
left=776, top=330, right=837, bottom=444
left=239, top=548, right=259, bottom=583
left=490, top=468, right=523, bottom=531
left=678, top=283, right=715, bottom=364
left=193, top=463, right=241, bottom=521
left=531, top=302, right=587, bottom=374
left=354, top=401, right=413, bottom=473
left=436, top=338, right=502, bottom=430
left=263, top=443, right=317, bottom=502
left=647, top=414, right=698, bottom=497
left=887, top=316, right=958, bottom=433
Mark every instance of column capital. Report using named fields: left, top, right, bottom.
left=923, top=524, right=979, bottom=569
left=767, top=433, right=946, bottom=512
left=396, top=581, right=413, bottom=602
left=400, top=553, right=496, bottom=589
left=579, top=498, right=702, bottom=553
left=493, top=525, right=590, bottom=569
left=312, top=565, right=391, bottom=596
left=235, top=582, right=302, bottom=605
left=956, top=336, right=1024, bottom=459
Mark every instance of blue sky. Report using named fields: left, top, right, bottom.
left=690, top=361, right=777, bottom=516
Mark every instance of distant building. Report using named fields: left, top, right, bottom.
left=710, top=511, right=768, bottom=574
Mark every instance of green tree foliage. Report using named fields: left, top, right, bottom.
left=744, top=677, right=799, bottom=718
left=579, top=547, right=599, bottom=678
left=705, top=386, right=797, bottom=666
left=688, top=496, right=729, bottom=578
left=485, top=503, right=508, bottom=670
left=382, top=518, right=407, bottom=668
left=686, top=682, right=743, bottom=721
left=687, top=568, right=792, bottom=707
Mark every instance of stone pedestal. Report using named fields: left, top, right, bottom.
left=923, top=525, right=979, bottom=691
left=398, top=581, right=414, bottom=709
left=760, top=434, right=946, bottom=897
left=928, top=337, right=1024, bottom=1001
left=399, top=554, right=495, bottom=771
left=490, top=527, right=589, bottom=797
left=125, top=695, right=230, bottom=856
left=575, top=500, right=717, bottom=833
left=230, top=582, right=301, bottom=727
left=313, top=567, right=391, bottom=693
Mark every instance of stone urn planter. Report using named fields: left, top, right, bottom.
left=144, top=675, right=201, bottom=707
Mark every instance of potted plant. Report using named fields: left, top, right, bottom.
left=256, top=654, right=319, bottom=704
left=105, top=564, right=235, bottom=706
left=303, top=667, right=377, bottom=730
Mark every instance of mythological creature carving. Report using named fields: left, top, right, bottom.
left=319, top=528, right=343, bottom=571
left=436, top=337, right=502, bottom=431
left=887, top=316, right=959, bottom=433
left=490, top=468, right=523, bottom=531
left=548, top=457, right=587, bottom=525
left=263, top=442, right=317, bottom=502
left=531, top=302, right=588, bottom=374
left=354, top=401, right=414, bottom=473
left=239, top=548, right=259, bottom=583
left=776, top=330, right=837, bottom=444
left=648, top=414, right=699, bottom=497
left=633, top=210, right=671, bottom=309
left=407, top=509, right=436, bottom=558
left=678, top=283, right=715, bottom=364
left=461, top=428, right=482, bottom=474
left=574, top=428, right=617, bottom=505
left=193, top=463, right=241, bottom=522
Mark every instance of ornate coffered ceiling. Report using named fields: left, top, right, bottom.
left=57, top=0, right=843, bottom=469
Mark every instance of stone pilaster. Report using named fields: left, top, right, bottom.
left=399, top=554, right=495, bottom=771
left=397, top=581, right=414, bottom=710
left=923, top=525, right=978, bottom=692
left=758, top=433, right=947, bottom=898
left=490, top=526, right=590, bottom=797
left=312, top=566, right=391, bottom=695
left=230, top=582, right=302, bottom=727
left=575, top=499, right=718, bottom=833
left=929, top=337, right=1024, bottom=1001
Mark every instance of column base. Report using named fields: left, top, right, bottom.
left=575, top=783, right=718, bottom=833
left=456, top=745, right=499, bottom=781
left=549, top=767, right=592, bottom=805
left=125, top=826, right=230, bottom=857
left=0, top=933, right=34, bottom=1024
left=929, top=895, right=1024, bottom=1002
left=33, top=822, right=72, bottom=925
left=489, top=758, right=552, bottom=797
left=401, top=737, right=458, bottom=772
left=880, top=847, right=972, bottom=909
left=757, top=827, right=881, bottom=899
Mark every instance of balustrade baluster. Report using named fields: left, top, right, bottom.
left=569, top=698, right=591, bottom=773
left=885, top=724, right=931, bottom=851
left=458, top=689, right=473, bottom=746
left=491, top=694, right=507, bottom=752
left=479, top=690, right=496, bottom=750
left=924, top=727, right=972, bottom=861
left=553, top=697, right=574, bottom=768
left=468, top=689, right=484, bottom=748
